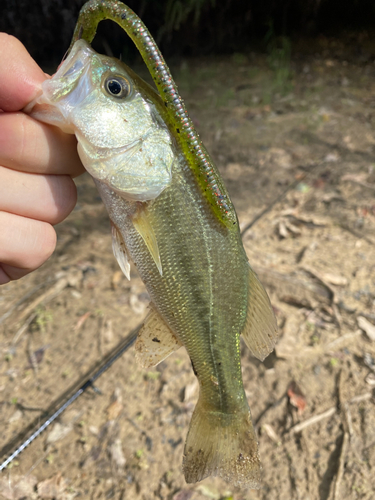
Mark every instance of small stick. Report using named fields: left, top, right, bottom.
left=0, top=279, right=53, bottom=326
left=325, top=330, right=362, bottom=352
left=343, top=177, right=375, bottom=191
left=288, top=406, right=337, bottom=435
left=11, top=313, right=37, bottom=346
left=288, top=391, right=373, bottom=436
left=349, top=392, right=372, bottom=404
left=17, top=277, right=68, bottom=324
left=343, top=403, right=354, bottom=438
left=332, top=432, right=349, bottom=500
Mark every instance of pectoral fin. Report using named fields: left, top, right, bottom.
left=133, top=208, right=162, bottom=276
left=135, top=305, right=182, bottom=368
left=111, top=224, right=131, bottom=280
left=242, top=264, right=278, bottom=361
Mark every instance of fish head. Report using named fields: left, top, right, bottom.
left=28, top=40, right=173, bottom=201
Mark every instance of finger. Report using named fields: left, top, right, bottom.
left=0, top=112, right=84, bottom=176
left=0, top=266, right=10, bottom=285
left=0, top=211, right=56, bottom=282
left=0, top=34, right=47, bottom=111
left=0, top=166, right=77, bottom=225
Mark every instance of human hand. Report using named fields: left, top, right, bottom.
left=0, top=34, right=85, bottom=285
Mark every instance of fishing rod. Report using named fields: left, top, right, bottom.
left=0, top=326, right=138, bottom=472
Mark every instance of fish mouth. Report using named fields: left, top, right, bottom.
left=24, top=40, right=95, bottom=133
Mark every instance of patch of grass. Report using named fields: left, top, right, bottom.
left=231, top=53, right=247, bottom=66
left=264, top=22, right=293, bottom=99
left=32, top=306, right=53, bottom=334
left=145, top=371, right=160, bottom=381
left=330, top=357, right=339, bottom=368
left=215, top=88, right=235, bottom=107
left=159, top=0, right=216, bottom=37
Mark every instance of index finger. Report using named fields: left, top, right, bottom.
left=0, top=33, right=46, bottom=111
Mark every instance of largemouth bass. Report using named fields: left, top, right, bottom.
left=27, top=0, right=277, bottom=488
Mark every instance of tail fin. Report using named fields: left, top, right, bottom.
left=183, top=399, right=261, bottom=489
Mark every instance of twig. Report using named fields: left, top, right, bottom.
left=349, top=392, right=372, bottom=404
left=0, top=279, right=53, bottom=326
left=339, top=223, right=374, bottom=245
left=11, top=313, right=37, bottom=346
left=332, top=432, right=349, bottom=500
left=343, top=402, right=354, bottom=438
left=325, top=330, right=362, bottom=352
left=25, top=447, right=52, bottom=477
left=288, top=406, right=337, bottom=435
left=288, top=391, right=373, bottom=435
left=342, top=177, right=375, bottom=191
left=17, top=277, right=68, bottom=324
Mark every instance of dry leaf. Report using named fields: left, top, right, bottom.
left=73, top=311, right=90, bottom=332
left=101, top=318, right=113, bottom=344
left=287, top=381, right=307, bottom=414
left=108, top=438, right=126, bottom=470
left=262, top=423, right=280, bottom=444
left=342, top=173, right=368, bottom=183
left=8, top=409, right=22, bottom=424
left=106, top=399, right=123, bottom=420
left=29, top=345, right=49, bottom=366
left=172, top=491, right=194, bottom=500
left=322, top=273, right=348, bottom=286
left=358, top=316, right=375, bottom=341
left=47, top=422, right=73, bottom=444
left=130, top=291, right=147, bottom=315
left=111, top=270, right=123, bottom=290
left=66, top=269, right=83, bottom=287
left=0, top=475, right=37, bottom=500
left=278, top=220, right=289, bottom=239
left=183, top=379, right=199, bottom=403
left=196, top=484, right=221, bottom=499
left=37, top=472, right=66, bottom=499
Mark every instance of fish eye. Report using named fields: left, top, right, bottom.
left=104, top=75, right=131, bottom=99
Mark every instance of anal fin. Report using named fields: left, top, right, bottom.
left=135, top=305, right=182, bottom=368
left=132, top=207, right=162, bottom=276
left=111, top=224, right=131, bottom=280
left=242, top=264, right=278, bottom=361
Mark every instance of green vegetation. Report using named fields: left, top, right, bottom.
left=264, top=22, right=293, bottom=98
left=158, top=0, right=216, bottom=38
left=32, top=306, right=53, bottom=334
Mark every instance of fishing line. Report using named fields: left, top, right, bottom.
left=0, top=327, right=138, bottom=472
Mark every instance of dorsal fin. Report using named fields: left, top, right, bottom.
left=242, top=265, right=278, bottom=361
left=135, top=305, right=182, bottom=368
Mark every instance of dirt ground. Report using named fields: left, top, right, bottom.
left=1, top=34, right=375, bottom=500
